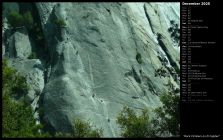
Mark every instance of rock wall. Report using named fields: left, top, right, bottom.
left=2, top=2, right=180, bottom=137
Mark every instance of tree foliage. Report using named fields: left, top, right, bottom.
left=151, top=81, right=180, bottom=136
left=55, top=119, right=103, bottom=138
left=7, top=11, right=24, bottom=28
left=116, top=107, right=153, bottom=138
left=3, top=59, right=29, bottom=98
left=28, top=52, right=37, bottom=59
left=168, top=20, right=180, bottom=46
left=23, top=11, right=34, bottom=29
left=7, top=11, right=34, bottom=28
left=116, top=80, right=180, bottom=137
left=72, top=119, right=103, bottom=138
left=54, top=19, right=67, bottom=27
left=3, top=94, right=42, bottom=138
left=2, top=59, right=49, bottom=138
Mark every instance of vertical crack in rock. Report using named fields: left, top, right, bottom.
left=157, top=34, right=180, bottom=76
left=143, top=3, right=155, bottom=35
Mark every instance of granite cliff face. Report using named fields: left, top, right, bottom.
left=2, top=2, right=180, bottom=137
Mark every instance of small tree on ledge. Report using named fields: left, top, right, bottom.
left=54, top=19, right=67, bottom=27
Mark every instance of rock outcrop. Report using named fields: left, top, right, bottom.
left=2, top=2, right=180, bottom=137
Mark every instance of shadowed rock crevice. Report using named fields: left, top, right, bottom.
left=157, top=33, right=180, bottom=75
left=143, top=4, right=155, bottom=34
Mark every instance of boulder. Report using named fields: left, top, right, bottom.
left=8, top=29, right=32, bottom=59
left=9, top=59, right=44, bottom=110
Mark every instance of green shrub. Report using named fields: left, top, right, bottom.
left=155, top=67, right=168, bottom=77
left=7, top=11, right=44, bottom=45
left=3, top=59, right=28, bottom=95
left=168, top=20, right=180, bottom=45
left=151, top=82, right=180, bottom=136
left=116, top=107, right=153, bottom=138
left=3, top=95, right=41, bottom=137
left=7, top=11, right=24, bottom=28
left=28, top=52, right=37, bottom=59
left=54, top=19, right=66, bottom=27
left=3, top=59, right=17, bottom=88
left=23, top=11, right=34, bottom=29
left=11, top=74, right=29, bottom=96
left=55, top=119, right=103, bottom=138
left=116, top=82, right=180, bottom=137
left=7, top=11, right=34, bottom=29
left=73, top=119, right=103, bottom=138
left=2, top=59, right=48, bottom=137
